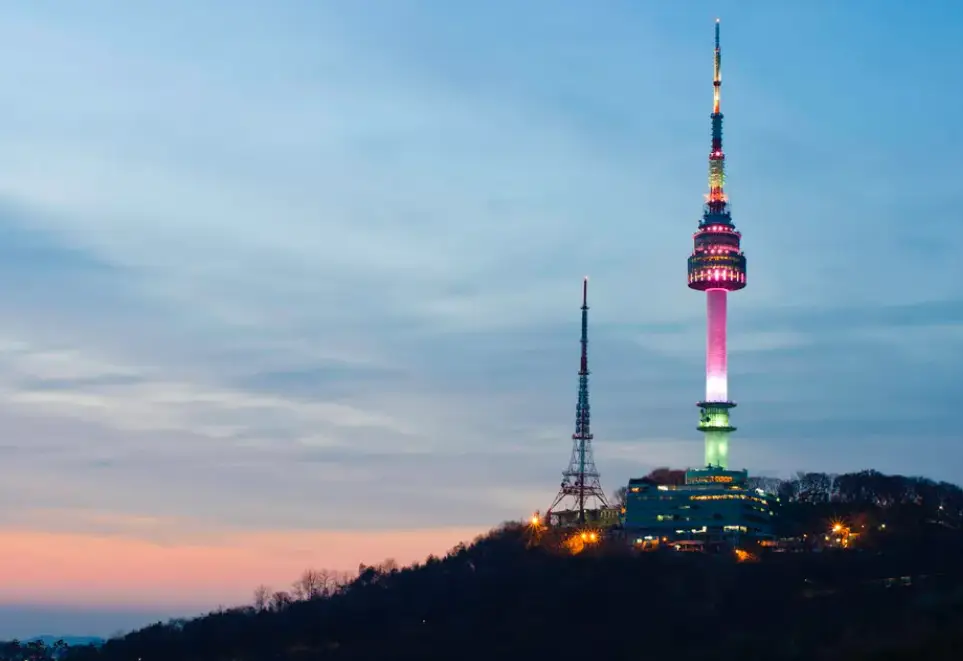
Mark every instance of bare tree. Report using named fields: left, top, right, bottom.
left=747, top=476, right=783, bottom=496
left=253, top=584, right=271, bottom=611
left=292, top=569, right=329, bottom=600
left=331, top=569, right=355, bottom=592
left=612, top=486, right=628, bottom=507
left=269, top=590, right=293, bottom=611
left=796, top=472, right=833, bottom=503
left=378, top=558, right=399, bottom=573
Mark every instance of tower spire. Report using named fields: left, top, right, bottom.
left=713, top=18, right=721, bottom=114
left=578, top=276, right=589, bottom=425
left=708, top=18, right=727, bottom=214
left=547, top=277, right=608, bottom=525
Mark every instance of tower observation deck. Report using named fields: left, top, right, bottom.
left=687, top=20, right=747, bottom=470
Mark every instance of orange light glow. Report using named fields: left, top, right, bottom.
left=734, top=548, right=757, bottom=563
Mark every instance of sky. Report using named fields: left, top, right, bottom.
left=0, top=0, right=960, bottom=639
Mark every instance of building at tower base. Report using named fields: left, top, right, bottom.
left=548, top=507, right=621, bottom=529
left=622, top=469, right=777, bottom=547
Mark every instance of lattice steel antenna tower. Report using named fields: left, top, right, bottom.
left=547, top=277, right=608, bottom=524
left=686, top=19, right=748, bottom=470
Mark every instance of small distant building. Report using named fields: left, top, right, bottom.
left=622, top=467, right=778, bottom=545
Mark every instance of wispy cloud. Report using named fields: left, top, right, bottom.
left=0, top=0, right=957, bottom=629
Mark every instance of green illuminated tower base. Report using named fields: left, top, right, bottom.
left=698, top=401, right=735, bottom=469
left=687, top=400, right=747, bottom=487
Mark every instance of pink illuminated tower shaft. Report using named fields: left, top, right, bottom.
left=686, top=20, right=746, bottom=470
left=706, top=289, right=728, bottom=403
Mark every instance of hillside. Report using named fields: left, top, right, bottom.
left=59, top=528, right=963, bottom=660
left=10, top=469, right=963, bottom=660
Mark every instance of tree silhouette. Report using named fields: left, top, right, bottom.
left=612, top=486, right=627, bottom=507
left=252, top=584, right=271, bottom=611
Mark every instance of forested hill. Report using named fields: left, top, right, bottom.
left=21, top=470, right=963, bottom=659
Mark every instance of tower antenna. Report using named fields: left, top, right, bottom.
left=547, top=277, right=608, bottom=525
left=713, top=18, right=721, bottom=115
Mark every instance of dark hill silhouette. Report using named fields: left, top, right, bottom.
left=9, top=469, right=963, bottom=660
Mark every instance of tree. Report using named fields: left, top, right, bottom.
left=778, top=477, right=801, bottom=502
left=291, top=569, right=329, bottom=600
left=747, top=476, right=784, bottom=496
left=253, top=584, right=271, bottom=611
left=797, top=472, right=833, bottom=503
left=612, top=486, right=627, bottom=507
left=378, top=558, right=399, bottom=573
left=24, top=639, right=47, bottom=659
left=643, top=467, right=686, bottom=486
left=269, top=590, right=293, bottom=612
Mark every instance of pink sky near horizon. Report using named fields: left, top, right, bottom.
left=0, top=525, right=486, bottom=610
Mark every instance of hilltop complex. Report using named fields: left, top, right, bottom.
left=541, top=21, right=778, bottom=546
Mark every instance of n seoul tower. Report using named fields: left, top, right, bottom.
left=686, top=19, right=747, bottom=470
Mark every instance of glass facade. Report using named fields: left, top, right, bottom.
left=622, top=469, right=778, bottom=543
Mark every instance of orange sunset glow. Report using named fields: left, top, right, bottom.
left=0, top=525, right=484, bottom=609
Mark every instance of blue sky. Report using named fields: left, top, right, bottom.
left=0, top=0, right=960, bottom=638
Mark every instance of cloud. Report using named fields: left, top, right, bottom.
left=0, top=1, right=957, bottom=626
